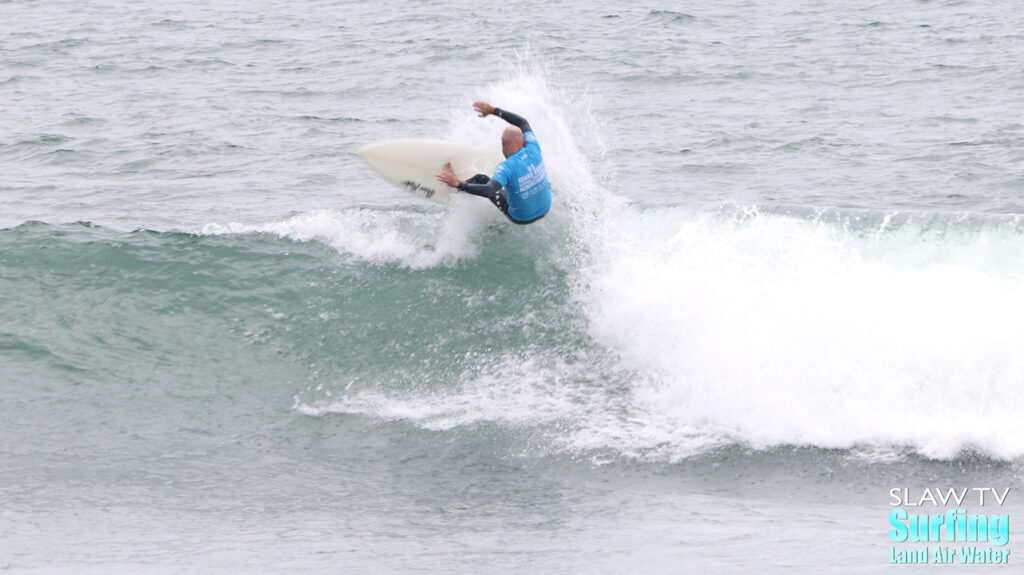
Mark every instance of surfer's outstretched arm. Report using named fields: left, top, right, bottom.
left=473, top=101, right=533, bottom=133
left=436, top=162, right=513, bottom=219
left=436, top=163, right=501, bottom=197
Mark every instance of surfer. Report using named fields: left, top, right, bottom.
left=436, top=102, right=551, bottom=224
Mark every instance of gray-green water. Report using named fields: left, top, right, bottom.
left=3, top=1, right=1024, bottom=572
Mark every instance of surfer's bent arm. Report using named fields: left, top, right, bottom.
left=493, top=108, right=532, bottom=134
left=457, top=178, right=502, bottom=198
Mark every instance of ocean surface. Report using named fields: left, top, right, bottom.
left=2, top=1, right=1024, bottom=572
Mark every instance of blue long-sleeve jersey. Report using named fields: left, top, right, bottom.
left=456, top=108, right=551, bottom=224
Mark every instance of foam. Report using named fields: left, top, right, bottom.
left=296, top=353, right=589, bottom=430
left=580, top=205, right=1024, bottom=460
left=198, top=202, right=495, bottom=268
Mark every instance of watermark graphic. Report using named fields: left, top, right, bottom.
left=888, top=487, right=1011, bottom=565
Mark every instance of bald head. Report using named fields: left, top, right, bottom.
left=501, top=126, right=525, bottom=158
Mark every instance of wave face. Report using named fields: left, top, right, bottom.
left=7, top=206, right=1024, bottom=470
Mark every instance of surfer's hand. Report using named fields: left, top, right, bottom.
left=436, top=162, right=459, bottom=188
left=473, top=101, right=495, bottom=117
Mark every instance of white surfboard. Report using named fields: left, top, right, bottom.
left=357, top=139, right=504, bottom=204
